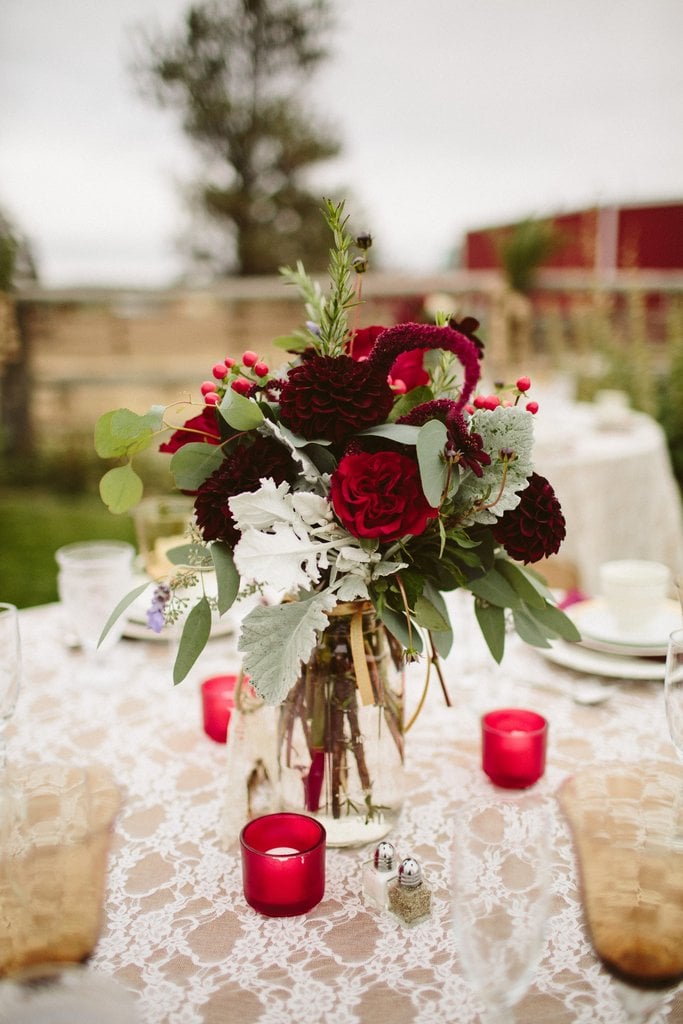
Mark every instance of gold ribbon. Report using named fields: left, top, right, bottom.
left=349, top=607, right=375, bottom=707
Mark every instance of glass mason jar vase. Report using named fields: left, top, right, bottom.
left=278, top=601, right=405, bottom=847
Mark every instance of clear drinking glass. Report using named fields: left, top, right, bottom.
left=451, top=794, right=552, bottom=1023
left=55, top=541, right=135, bottom=653
left=0, top=603, right=21, bottom=770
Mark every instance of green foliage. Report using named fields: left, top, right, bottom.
left=0, top=489, right=136, bottom=608
left=416, top=419, right=448, bottom=507
left=498, top=217, right=563, bottom=293
left=133, top=0, right=341, bottom=275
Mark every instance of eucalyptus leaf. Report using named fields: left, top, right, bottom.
left=218, top=388, right=265, bottom=430
left=375, top=604, right=424, bottom=655
left=414, top=594, right=449, bottom=632
left=97, top=580, right=151, bottom=647
left=528, top=600, right=582, bottom=642
left=170, top=442, right=225, bottom=490
left=359, top=423, right=421, bottom=445
left=495, top=558, right=545, bottom=609
left=467, top=567, right=522, bottom=608
left=512, top=607, right=553, bottom=648
left=272, top=333, right=309, bottom=352
left=211, top=542, right=240, bottom=614
left=99, top=463, right=143, bottom=514
left=166, top=543, right=212, bottom=567
left=94, top=408, right=158, bottom=458
left=422, top=584, right=453, bottom=657
left=417, top=419, right=448, bottom=507
left=389, top=386, right=433, bottom=423
left=474, top=600, right=506, bottom=663
left=173, top=597, right=213, bottom=684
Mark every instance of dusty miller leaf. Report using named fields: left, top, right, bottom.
left=237, top=590, right=338, bottom=704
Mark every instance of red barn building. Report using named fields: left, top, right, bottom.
left=464, top=201, right=683, bottom=276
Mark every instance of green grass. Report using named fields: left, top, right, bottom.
left=1, top=489, right=136, bottom=608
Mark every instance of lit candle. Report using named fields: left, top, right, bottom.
left=481, top=708, right=548, bottom=789
left=240, top=813, right=326, bottom=917
left=200, top=674, right=238, bottom=743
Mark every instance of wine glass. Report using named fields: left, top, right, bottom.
left=665, top=628, right=683, bottom=763
left=451, top=794, right=552, bottom=1023
left=0, top=603, right=21, bottom=770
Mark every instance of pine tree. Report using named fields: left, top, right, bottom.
left=134, top=0, right=340, bottom=276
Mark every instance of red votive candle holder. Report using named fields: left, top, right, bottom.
left=239, top=813, right=326, bottom=917
left=481, top=708, right=548, bottom=789
left=200, top=674, right=237, bottom=743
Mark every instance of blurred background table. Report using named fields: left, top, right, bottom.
left=532, top=401, right=683, bottom=594
left=4, top=596, right=683, bottom=1024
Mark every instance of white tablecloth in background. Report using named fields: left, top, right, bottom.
left=533, top=402, right=683, bottom=594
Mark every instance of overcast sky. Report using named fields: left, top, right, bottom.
left=1, top=0, right=682, bottom=287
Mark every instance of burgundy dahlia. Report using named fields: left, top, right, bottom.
left=493, top=473, right=566, bottom=563
left=278, top=353, right=394, bottom=444
left=194, top=436, right=296, bottom=546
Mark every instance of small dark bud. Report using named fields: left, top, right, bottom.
left=355, top=233, right=373, bottom=250
left=352, top=255, right=369, bottom=274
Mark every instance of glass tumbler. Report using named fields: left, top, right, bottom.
left=55, top=540, right=135, bottom=652
left=0, top=763, right=121, bottom=976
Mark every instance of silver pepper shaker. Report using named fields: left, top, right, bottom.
left=362, top=841, right=398, bottom=910
left=388, top=856, right=431, bottom=923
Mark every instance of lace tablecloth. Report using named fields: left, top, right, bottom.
left=532, top=402, right=683, bottom=595
left=7, top=598, right=683, bottom=1024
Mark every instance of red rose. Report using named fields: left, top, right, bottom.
left=330, top=451, right=438, bottom=541
left=389, top=349, right=429, bottom=391
left=159, top=408, right=220, bottom=454
left=348, top=325, right=386, bottom=360
left=347, top=326, right=428, bottom=392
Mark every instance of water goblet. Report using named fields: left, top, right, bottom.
left=451, top=794, right=552, bottom=1023
left=0, top=603, right=21, bottom=770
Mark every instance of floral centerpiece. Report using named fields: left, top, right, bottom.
left=96, top=200, right=578, bottom=843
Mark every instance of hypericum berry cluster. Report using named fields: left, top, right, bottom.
left=199, top=350, right=270, bottom=405
left=465, top=376, right=538, bottom=415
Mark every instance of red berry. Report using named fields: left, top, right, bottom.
left=253, top=361, right=269, bottom=378
left=224, top=357, right=236, bottom=369
left=483, top=394, right=501, bottom=410
left=200, top=380, right=217, bottom=396
left=473, top=395, right=487, bottom=409
left=231, top=377, right=252, bottom=396
left=464, top=404, right=475, bottom=415
left=212, top=362, right=228, bottom=380
left=204, top=391, right=220, bottom=406
left=516, top=376, right=531, bottom=392
left=526, top=400, right=539, bottom=414
left=242, top=350, right=258, bottom=367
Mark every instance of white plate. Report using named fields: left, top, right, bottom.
left=534, top=638, right=665, bottom=681
left=566, top=598, right=681, bottom=656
